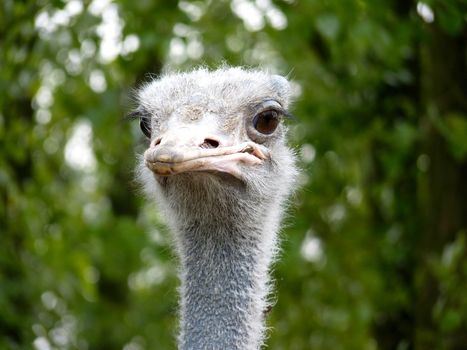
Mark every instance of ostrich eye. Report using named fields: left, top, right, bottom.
left=140, top=118, right=151, bottom=138
left=253, top=110, right=280, bottom=135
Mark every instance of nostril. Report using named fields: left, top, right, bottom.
left=200, top=138, right=219, bottom=149
left=206, top=139, right=219, bottom=148
left=152, top=137, right=162, bottom=148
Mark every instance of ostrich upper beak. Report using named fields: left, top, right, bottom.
left=143, top=129, right=269, bottom=179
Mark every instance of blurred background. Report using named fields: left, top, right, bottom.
left=1, top=0, right=467, bottom=349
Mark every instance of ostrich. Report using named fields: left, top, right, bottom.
left=132, top=67, right=298, bottom=350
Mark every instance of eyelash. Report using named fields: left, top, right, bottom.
left=139, top=116, right=151, bottom=138
left=126, top=110, right=152, bottom=138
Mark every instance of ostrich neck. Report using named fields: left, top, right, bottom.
left=175, top=212, right=278, bottom=350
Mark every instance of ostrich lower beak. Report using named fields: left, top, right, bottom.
left=144, top=142, right=268, bottom=179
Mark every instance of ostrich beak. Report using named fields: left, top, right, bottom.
left=144, top=140, right=269, bottom=179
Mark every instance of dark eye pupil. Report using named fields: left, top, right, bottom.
left=253, top=110, right=280, bottom=134
left=140, top=118, right=151, bottom=138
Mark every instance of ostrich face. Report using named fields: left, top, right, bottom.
left=134, top=68, right=296, bottom=211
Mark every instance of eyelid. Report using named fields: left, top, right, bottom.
left=126, top=109, right=152, bottom=121
left=255, top=103, right=287, bottom=121
left=255, top=99, right=282, bottom=111
left=253, top=99, right=294, bottom=119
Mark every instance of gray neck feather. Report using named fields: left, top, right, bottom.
left=177, top=219, right=276, bottom=350
left=162, top=178, right=282, bottom=350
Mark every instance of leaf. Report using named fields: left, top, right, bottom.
left=440, top=113, right=467, bottom=161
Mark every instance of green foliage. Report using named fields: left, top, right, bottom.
left=1, top=0, right=466, bottom=349
left=432, top=113, right=467, bottom=161
left=432, top=233, right=467, bottom=335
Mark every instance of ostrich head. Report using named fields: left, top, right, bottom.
left=133, top=67, right=297, bottom=350
left=136, top=67, right=296, bottom=224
